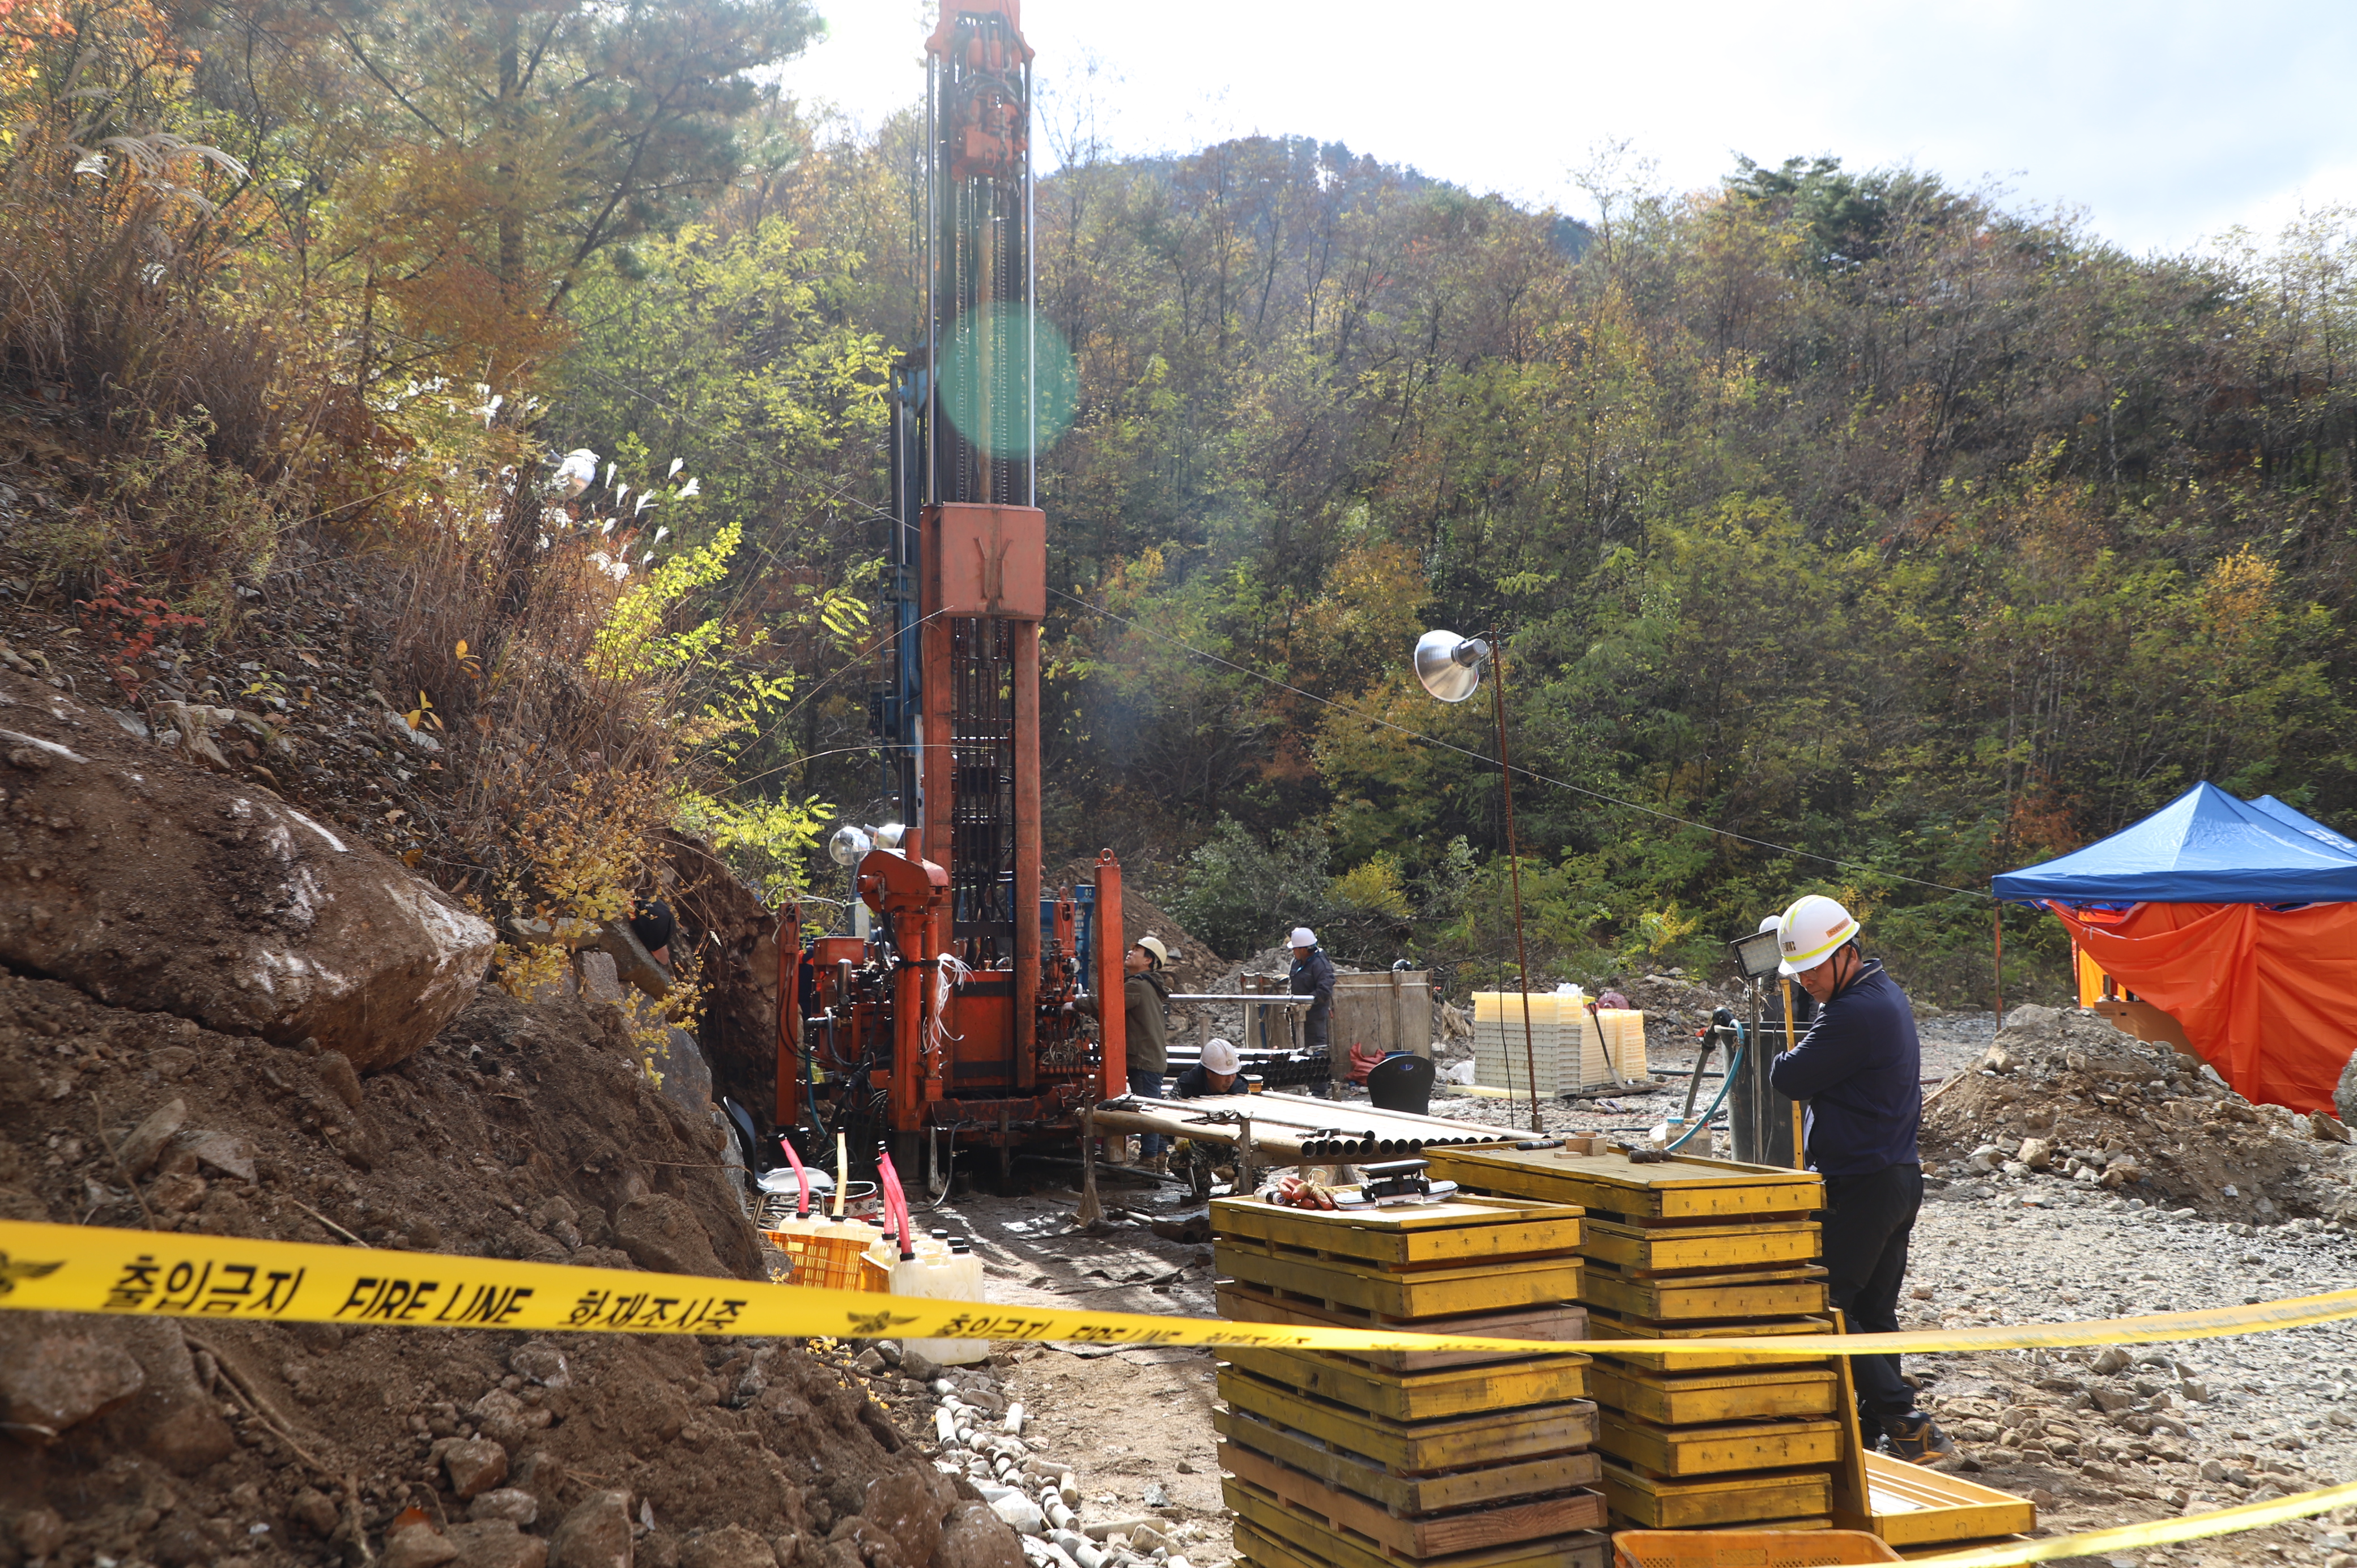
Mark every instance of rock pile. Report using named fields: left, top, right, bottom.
left=1922, top=1005, right=2357, bottom=1227
left=825, top=1344, right=1210, bottom=1568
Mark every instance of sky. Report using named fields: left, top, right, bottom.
left=772, top=1, right=2357, bottom=258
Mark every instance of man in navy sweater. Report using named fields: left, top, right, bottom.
left=1768, top=893, right=1955, bottom=1464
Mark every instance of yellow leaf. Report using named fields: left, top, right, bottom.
left=454, top=639, right=469, bottom=658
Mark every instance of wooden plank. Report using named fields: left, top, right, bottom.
left=1225, top=1476, right=1609, bottom=1568
left=1580, top=1267, right=1828, bottom=1322
left=1233, top=1519, right=1613, bottom=1568
left=1427, top=1147, right=1822, bottom=1220
left=1596, top=1460, right=1835, bottom=1528
left=1212, top=1194, right=1584, bottom=1268
left=1212, top=1407, right=1601, bottom=1513
left=1218, top=1364, right=1597, bottom=1471
left=1216, top=1282, right=1587, bottom=1371
left=1585, top=1308, right=1832, bottom=1373
left=1217, top=1440, right=1606, bottom=1554
left=1588, top=1363, right=1839, bottom=1424
left=1226, top=1345, right=1589, bottom=1421
left=1596, top=1410, right=1844, bottom=1476
left=1836, top=1454, right=2039, bottom=1547
left=1828, top=1314, right=1873, bottom=1524
left=1580, top=1216, right=1821, bottom=1271
left=1216, top=1241, right=1580, bottom=1319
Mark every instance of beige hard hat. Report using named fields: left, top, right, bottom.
left=1135, top=935, right=1169, bottom=966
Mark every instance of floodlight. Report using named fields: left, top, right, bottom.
left=827, top=824, right=873, bottom=867
left=1414, top=630, right=1490, bottom=704
left=1731, top=926, right=1784, bottom=979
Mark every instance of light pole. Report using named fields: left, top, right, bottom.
left=1414, top=630, right=1543, bottom=1134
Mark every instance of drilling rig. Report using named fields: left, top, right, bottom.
left=773, top=1, right=1128, bottom=1183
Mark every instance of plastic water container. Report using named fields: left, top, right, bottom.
left=890, top=1239, right=989, bottom=1366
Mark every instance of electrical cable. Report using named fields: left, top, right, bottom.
left=1666, top=1038, right=1743, bottom=1152
left=1045, top=586, right=1990, bottom=901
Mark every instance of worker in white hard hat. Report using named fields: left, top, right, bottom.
left=1287, top=927, right=1336, bottom=1062
left=1173, top=1037, right=1243, bottom=1098
left=1767, top=893, right=1955, bottom=1466
left=1122, top=936, right=1174, bottom=1171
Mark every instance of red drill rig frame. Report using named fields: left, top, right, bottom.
left=772, top=2, right=1129, bottom=1184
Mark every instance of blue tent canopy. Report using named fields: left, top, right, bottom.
left=1990, top=782, right=2357, bottom=906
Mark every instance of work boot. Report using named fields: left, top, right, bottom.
left=1880, top=1412, right=1956, bottom=1464
left=1145, top=1155, right=1170, bottom=1176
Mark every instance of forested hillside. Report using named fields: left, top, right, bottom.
left=7, top=0, right=2354, bottom=1002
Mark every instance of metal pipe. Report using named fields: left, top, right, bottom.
left=1490, top=640, right=1542, bottom=1133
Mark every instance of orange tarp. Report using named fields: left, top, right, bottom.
left=2049, top=901, right=2357, bottom=1114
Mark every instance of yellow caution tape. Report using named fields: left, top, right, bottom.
left=1920, top=1478, right=2357, bottom=1566
left=1, top=1220, right=2353, bottom=1358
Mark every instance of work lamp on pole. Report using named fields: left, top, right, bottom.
left=1414, top=629, right=1543, bottom=1134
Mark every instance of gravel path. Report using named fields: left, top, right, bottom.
left=1907, top=1183, right=2357, bottom=1564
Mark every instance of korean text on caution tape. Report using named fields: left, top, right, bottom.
left=3, top=1220, right=2356, bottom=1359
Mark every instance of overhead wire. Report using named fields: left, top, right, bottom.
left=1043, top=585, right=1992, bottom=902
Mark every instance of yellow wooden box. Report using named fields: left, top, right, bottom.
left=1215, top=1407, right=1602, bottom=1513
left=1585, top=1309, right=1833, bottom=1373
left=1588, top=1363, right=1839, bottom=1425
left=1427, top=1148, right=1821, bottom=1221
left=1216, top=1282, right=1588, bottom=1371
left=1839, top=1453, right=2037, bottom=1548
left=1226, top=1344, right=1590, bottom=1421
left=1212, top=1193, right=1584, bottom=1269
left=1598, top=1460, right=1835, bottom=1529
left=1580, top=1260, right=1828, bottom=1322
left=1580, top=1216, right=1821, bottom=1272
left=1218, top=1439, right=1606, bottom=1554
left=1596, top=1410, right=1844, bottom=1476
left=1218, top=1363, right=1597, bottom=1472
left=1226, top=1475, right=1609, bottom=1568
left=1216, top=1239, right=1581, bottom=1319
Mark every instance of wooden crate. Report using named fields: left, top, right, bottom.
left=1219, top=1364, right=1597, bottom=1472
left=1214, top=1407, right=1601, bottom=1514
left=1595, top=1411, right=1843, bottom=1477
left=1579, top=1259, right=1827, bottom=1322
left=1226, top=1344, right=1590, bottom=1422
left=1211, top=1193, right=1582, bottom=1269
left=1216, top=1283, right=1588, bottom=1371
left=1427, top=1148, right=1821, bottom=1221
left=1587, top=1364, right=1837, bottom=1425
left=1218, top=1439, right=1605, bottom=1554
left=1598, top=1460, right=1836, bottom=1529
left=1226, top=1475, right=1609, bottom=1568
left=1216, top=1239, right=1581, bottom=1319
left=1585, top=1309, right=1833, bottom=1373
left=1234, top=1517, right=1614, bottom=1568
left=1838, top=1453, right=2037, bottom=1548
left=1580, top=1216, right=1820, bottom=1272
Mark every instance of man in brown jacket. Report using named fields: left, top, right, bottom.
left=1123, top=936, right=1173, bottom=1173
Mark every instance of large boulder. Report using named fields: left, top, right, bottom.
left=2338, top=1048, right=2356, bottom=1128
left=0, top=671, right=493, bottom=1069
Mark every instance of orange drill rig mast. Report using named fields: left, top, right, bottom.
left=773, top=2, right=1126, bottom=1186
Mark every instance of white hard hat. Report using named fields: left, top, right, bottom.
left=1202, top=1038, right=1241, bottom=1075
left=1758, top=914, right=1781, bottom=933
left=1776, top=894, right=1860, bottom=977
left=1134, top=935, right=1168, bottom=966
left=1288, top=927, right=1318, bottom=948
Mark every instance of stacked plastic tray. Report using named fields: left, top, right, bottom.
left=1212, top=1193, right=1609, bottom=1568
left=1422, top=1148, right=1844, bottom=1532
left=1470, top=995, right=1648, bottom=1096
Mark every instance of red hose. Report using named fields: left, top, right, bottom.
left=877, top=1150, right=913, bottom=1259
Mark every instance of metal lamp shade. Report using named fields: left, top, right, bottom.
left=1414, top=629, right=1490, bottom=703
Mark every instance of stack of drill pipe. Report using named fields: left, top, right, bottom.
left=1211, top=1192, right=1609, bottom=1568
left=1421, top=1147, right=1842, bottom=1532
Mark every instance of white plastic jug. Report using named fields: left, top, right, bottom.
left=891, top=1243, right=989, bottom=1366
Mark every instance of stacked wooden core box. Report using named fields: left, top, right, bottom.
left=1211, top=1193, right=1609, bottom=1568
left=1424, top=1148, right=1844, bottom=1532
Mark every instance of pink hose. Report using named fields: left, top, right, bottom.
left=877, top=1151, right=913, bottom=1259
left=778, top=1136, right=812, bottom=1218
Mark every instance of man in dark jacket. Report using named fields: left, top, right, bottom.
left=1288, top=927, right=1336, bottom=1060
left=1124, top=936, right=1173, bottom=1173
left=1768, top=894, right=1954, bottom=1464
